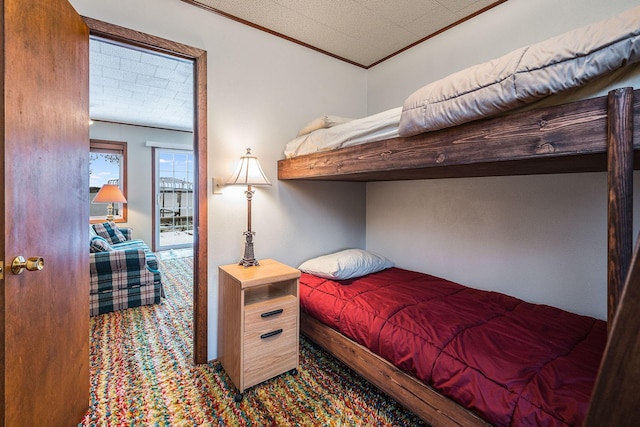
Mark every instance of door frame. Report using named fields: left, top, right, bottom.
left=84, top=17, right=209, bottom=364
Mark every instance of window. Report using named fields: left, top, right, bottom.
left=90, top=139, right=127, bottom=223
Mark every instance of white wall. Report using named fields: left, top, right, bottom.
left=365, top=0, right=640, bottom=319
left=70, top=0, right=367, bottom=359
left=89, top=121, right=193, bottom=245
left=368, top=174, right=640, bottom=320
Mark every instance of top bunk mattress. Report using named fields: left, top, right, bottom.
left=284, top=107, right=402, bottom=158
left=300, top=267, right=606, bottom=427
left=283, top=5, right=640, bottom=159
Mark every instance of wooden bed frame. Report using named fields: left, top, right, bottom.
left=279, top=88, right=640, bottom=425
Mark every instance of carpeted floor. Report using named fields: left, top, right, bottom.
left=81, top=255, right=427, bottom=426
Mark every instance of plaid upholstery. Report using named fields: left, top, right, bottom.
left=90, top=236, right=113, bottom=253
left=89, top=233, right=163, bottom=316
left=93, top=221, right=127, bottom=244
left=111, top=239, right=149, bottom=250
left=89, top=282, right=162, bottom=316
left=119, top=227, right=132, bottom=240
left=89, top=224, right=132, bottom=240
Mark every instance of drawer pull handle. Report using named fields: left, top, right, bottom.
left=260, top=329, right=283, bottom=339
left=261, top=308, right=284, bottom=318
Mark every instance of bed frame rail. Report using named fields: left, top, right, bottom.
left=278, top=89, right=640, bottom=182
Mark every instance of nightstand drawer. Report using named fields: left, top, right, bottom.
left=244, top=295, right=297, bottom=332
left=243, top=325, right=298, bottom=388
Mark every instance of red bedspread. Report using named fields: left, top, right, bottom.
left=299, top=267, right=606, bottom=427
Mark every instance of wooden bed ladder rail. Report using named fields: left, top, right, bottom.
left=586, top=87, right=638, bottom=425
left=586, top=229, right=640, bottom=424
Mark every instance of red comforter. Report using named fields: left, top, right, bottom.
left=299, top=267, right=606, bottom=427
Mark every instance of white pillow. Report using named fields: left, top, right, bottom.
left=296, top=115, right=354, bottom=137
left=298, top=249, right=394, bottom=280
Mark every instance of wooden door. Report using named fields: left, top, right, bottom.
left=0, top=0, right=89, bottom=425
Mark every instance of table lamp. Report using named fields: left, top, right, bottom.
left=227, top=148, right=271, bottom=267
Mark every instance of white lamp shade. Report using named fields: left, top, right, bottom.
left=92, top=184, right=128, bottom=204
left=227, top=148, right=271, bottom=186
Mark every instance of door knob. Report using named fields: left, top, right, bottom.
left=11, top=256, right=45, bottom=275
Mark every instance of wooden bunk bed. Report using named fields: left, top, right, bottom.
left=278, top=87, right=640, bottom=426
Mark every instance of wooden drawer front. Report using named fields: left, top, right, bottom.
left=243, top=324, right=298, bottom=388
left=244, top=295, right=297, bottom=332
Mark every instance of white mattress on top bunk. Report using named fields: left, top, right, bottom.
left=284, top=5, right=640, bottom=158
left=284, top=107, right=402, bottom=158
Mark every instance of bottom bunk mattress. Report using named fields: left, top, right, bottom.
left=299, top=267, right=606, bottom=427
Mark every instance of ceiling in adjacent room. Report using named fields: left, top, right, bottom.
left=89, top=37, right=195, bottom=132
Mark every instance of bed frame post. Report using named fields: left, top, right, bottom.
left=607, top=87, right=633, bottom=328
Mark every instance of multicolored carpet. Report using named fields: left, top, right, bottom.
left=81, top=255, right=427, bottom=426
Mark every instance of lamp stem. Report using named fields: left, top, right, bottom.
left=240, top=184, right=258, bottom=267
left=247, top=184, right=252, bottom=233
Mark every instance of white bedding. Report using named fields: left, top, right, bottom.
left=399, top=5, right=640, bottom=137
left=284, top=5, right=640, bottom=158
left=283, top=107, right=402, bottom=158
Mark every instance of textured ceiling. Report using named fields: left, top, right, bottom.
left=181, top=0, right=504, bottom=68
left=89, top=1, right=505, bottom=131
left=89, top=37, right=195, bottom=132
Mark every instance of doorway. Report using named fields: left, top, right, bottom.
left=85, top=17, right=208, bottom=364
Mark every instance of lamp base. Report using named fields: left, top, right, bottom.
left=239, top=231, right=259, bottom=268
left=106, top=203, right=114, bottom=222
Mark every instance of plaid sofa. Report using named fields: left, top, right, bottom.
left=89, top=224, right=163, bottom=316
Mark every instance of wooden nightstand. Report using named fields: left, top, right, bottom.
left=218, top=259, right=301, bottom=401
